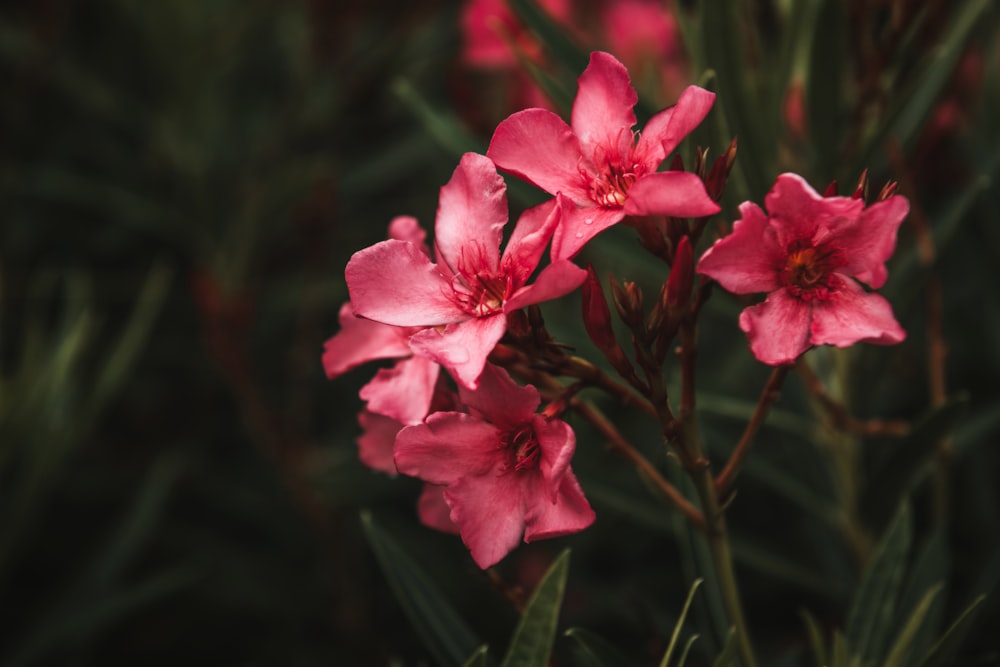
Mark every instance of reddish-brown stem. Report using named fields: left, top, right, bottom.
left=797, top=361, right=911, bottom=437
left=715, top=365, right=792, bottom=496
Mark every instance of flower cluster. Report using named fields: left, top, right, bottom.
left=324, top=51, right=909, bottom=569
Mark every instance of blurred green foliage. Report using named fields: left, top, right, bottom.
left=1, top=0, right=998, bottom=665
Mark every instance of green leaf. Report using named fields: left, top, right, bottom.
left=660, top=578, right=703, bottom=667
left=917, top=594, right=987, bottom=667
left=500, top=549, right=571, bottom=667
left=391, top=78, right=482, bottom=159
left=506, top=0, right=588, bottom=85
left=565, top=627, right=637, bottom=667
left=830, top=630, right=854, bottom=667
left=893, top=531, right=950, bottom=667
left=806, top=0, right=848, bottom=179
left=710, top=629, right=738, bottom=667
left=800, top=609, right=827, bottom=667
left=846, top=502, right=912, bottom=663
left=462, top=645, right=491, bottom=667
left=882, top=583, right=944, bottom=667
left=360, top=511, right=481, bottom=667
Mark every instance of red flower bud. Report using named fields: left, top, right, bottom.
left=666, top=235, right=694, bottom=312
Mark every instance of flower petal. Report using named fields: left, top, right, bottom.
left=360, top=355, right=439, bottom=425
left=831, top=195, right=909, bottom=288
left=571, top=51, right=638, bottom=153
left=322, top=302, right=412, bottom=378
left=550, top=198, right=624, bottom=260
left=501, top=198, right=560, bottom=286
left=356, top=410, right=402, bottom=475
left=346, top=239, right=466, bottom=326
left=738, top=288, right=813, bottom=365
left=504, top=259, right=587, bottom=311
left=394, top=411, right=502, bottom=484
left=523, top=471, right=595, bottom=542
left=487, top=108, right=590, bottom=201
left=696, top=201, right=785, bottom=294
left=624, top=171, right=721, bottom=218
left=810, top=277, right=906, bottom=348
left=388, top=215, right=431, bottom=256
left=444, top=470, right=526, bottom=568
left=765, top=173, right=863, bottom=247
left=417, top=484, right=460, bottom=535
left=457, top=362, right=540, bottom=427
left=434, top=153, right=508, bottom=275
left=637, top=85, right=715, bottom=165
left=531, top=414, right=576, bottom=497
left=408, top=314, right=508, bottom=389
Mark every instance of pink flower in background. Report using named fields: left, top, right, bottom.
left=346, top=152, right=586, bottom=389
left=602, top=0, right=688, bottom=101
left=488, top=51, right=719, bottom=260
left=696, top=173, right=908, bottom=366
left=460, top=0, right=570, bottom=68
left=394, top=364, right=594, bottom=569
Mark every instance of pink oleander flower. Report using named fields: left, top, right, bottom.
left=602, top=0, right=688, bottom=102
left=487, top=51, right=720, bottom=260
left=346, top=152, right=587, bottom=389
left=460, top=0, right=570, bottom=69
left=394, top=363, right=595, bottom=569
left=696, top=173, right=908, bottom=366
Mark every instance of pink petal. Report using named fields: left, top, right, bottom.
left=322, top=302, right=411, bottom=378
left=444, top=470, right=526, bottom=568
left=356, top=410, right=402, bottom=475
left=388, top=215, right=430, bottom=255
left=417, top=484, right=460, bottom=535
left=523, top=471, right=595, bottom=542
left=809, top=277, right=906, bottom=348
left=434, top=153, right=508, bottom=275
left=637, top=85, right=716, bottom=165
left=530, top=414, right=576, bottom=497
left=501, top=198, right=559, bottom=286
left=360, top=355, right=439, bottom=425
left=457, top=363, right=540, bottom=427
left=696, top=201, right=785, bottom=294
left=346, top=240, right=466, bottom=326
left=624, top=171, right=721, bottom=218
left=504, top=259, right=587, bottom=311
left=408, top=314, right=508, bottom=389
left=394, top=412, right=502, bottom=484
left=487, top=109, right=590, bottom=202
left=550, top=199, right=624, bottom=260
left=832, top=195, right=909, bottom=289
left=738, top=288, right=814, bottom=365
left=571, top=52, right=638, bottom=153
left=765, top=173, right=863, bottom=248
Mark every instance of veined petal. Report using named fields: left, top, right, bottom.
left=739, top=289, right=813, bottom=365
left=409, top=314, right=508, bottom=389
left=394, top=412, right=502, bottom=484
left=833, top=195, right=909, bottom=288
left=434, top=153, right=508, bottom=275
left=637, top=85, right=715, bottom=164
left=417, top=484, right=460, bottom=535
left=356, top=410, right=402, bottom=475
left=346, top=240, right=465, bottom=326
left=487, top=109, right=590, bottom=201
left=360, top=355, right=439, bottom=425
left=765, top=173, right=863, bottom=247
left=501, top=198, right=559, bottom=286
left=571, top=51, right=638, bottom=153
left=810, top=277, right=906, bottom=348
left=551, top=200, right=624, bottom=260
left=445, top=470, right=526, bottom=569
left=523, top=471, right=595, bottom=542
left=504, top=260, right=587, bottom=311
left=530, top=414, right=576, bottom=498
left=624, top=171, right=721, bottom=218
left=457, top=362, right=540, bottom=428
left=322, top=302, right=411, bottom=378
left=697, top=201, right=784, bottom=294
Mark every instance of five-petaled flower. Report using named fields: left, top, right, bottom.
left=487, top=51, right=720, bottom=260
left=394, top=363, right=595, bottom=569
left=696, top=173, right=908, bottom=366
left=345, top=152, right=586, bottom=389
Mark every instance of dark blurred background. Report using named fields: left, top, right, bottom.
left=1, top=0, right=999, bottom=665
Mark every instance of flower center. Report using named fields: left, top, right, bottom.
left=453, top=272, right=509, bottom=317
left=587, top=134, right=642, bottom=208
left=781, top=241, right=843, bottom=300
left=501, top=425, right=540, bottom=473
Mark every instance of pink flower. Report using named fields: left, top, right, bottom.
left=460, top=0, right=570, bottom=68
left=345, top=152, right=586, bottom=389
left=696, top=173, right=908, bottom=365
left=487, top=51, right=720, bottom=260
left=394, top=363, right=595, bottom=569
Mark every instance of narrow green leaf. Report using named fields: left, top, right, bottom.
left=391, top=78, right=482, bottom=159
left=507, top=0, right=588, bottom=83
left=360, top=511, right=481, bottom=667
left=711, top=629, right=738, bottom=667
left=800, top=609, right=828, bottom=667
left=499, top=549, right=571, bottom=667
left=565, top=627, right=636, bottom=667
left=806, top=0, right=848, bottom=179
left=830, top=630, right=853, bottom=667
left=917, top=594, right=987, bottom=667
left=660, top=578, right=703, bottom=667
left=676, top=634, right=700, bottom=667
left=846, top=502, right=912, bottom=663
left=462, top=645, right=490, bottom=667
left=883, top=583, right=944, bottom=667
left=894, top=531, right=950, bottom=667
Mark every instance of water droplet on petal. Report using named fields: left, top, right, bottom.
left=584, top=217, right=594, bottom=225
left=575, top=232, right=584, bottom=239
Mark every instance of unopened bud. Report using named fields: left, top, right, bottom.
left=878, top=180, right=899, bottom=201
left=581, top=266, right=635, bottom=379
left=610, top=276, right=644, bottom=331
left=705, top=136, right=738, bottom=201
left=823, top=180, right=839, bottom=197
left=668, top=153, right=685, bottom=172
left=852, top=169, right=869, bottom=201
left=694, top=146, right=709, bottom=179
left=666, top=235, right=694, bottom=312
